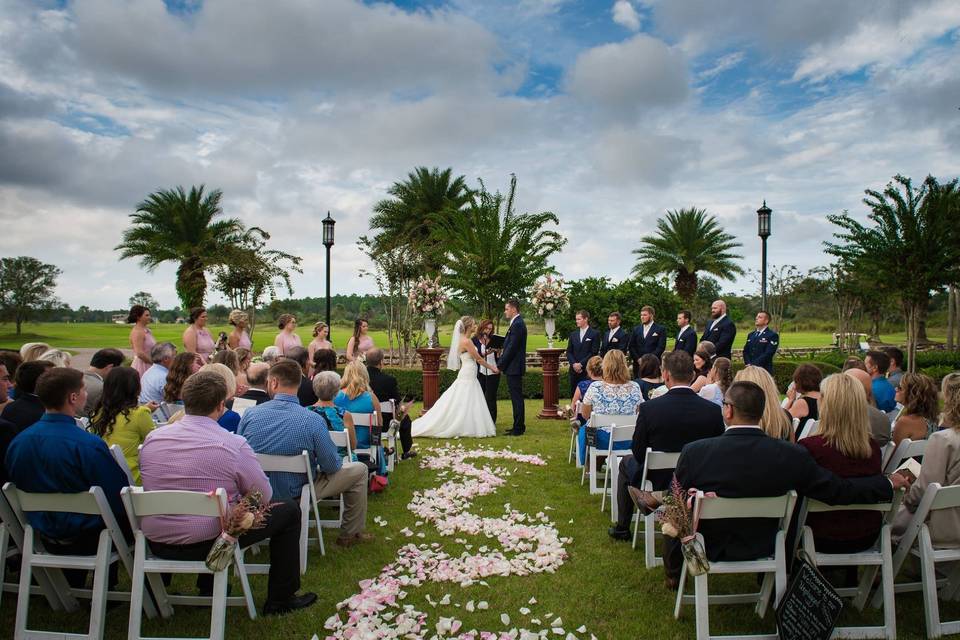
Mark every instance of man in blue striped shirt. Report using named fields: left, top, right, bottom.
left=238, top=359, right=371, bottom=547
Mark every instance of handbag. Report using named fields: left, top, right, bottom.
left=369, top=474, right=388, bottom=493
left=775, top=550, right=843, bottom=639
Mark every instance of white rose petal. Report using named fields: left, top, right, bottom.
left=501, top=613, right=511, bottom=625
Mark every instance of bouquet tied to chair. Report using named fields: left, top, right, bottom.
left=205, top=491, right=271, bottom=571
left=654, top=478, right=711, bottom=576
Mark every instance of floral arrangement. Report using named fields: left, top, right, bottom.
left=205, top=491, right=271, bottom=571
left=654, top=478, right=710, bottom=575
left=408, top=276, right=447, bottom=318
left=529, top=275, right=570, bottom=319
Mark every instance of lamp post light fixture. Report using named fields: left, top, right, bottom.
left=757, top=201, right=772, bottom=311
left=322, top=212, right=336, bottom=329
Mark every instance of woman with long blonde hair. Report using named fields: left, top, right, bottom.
left=800, top=374, right=882, bottom=561
left=733, top=365, right=793, bottom=441
left=334, top=360, right=386, bottom=474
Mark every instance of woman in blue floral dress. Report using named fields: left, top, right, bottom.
left=577, top=350, right=643, bottom=464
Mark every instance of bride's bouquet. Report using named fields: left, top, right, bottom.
left=530, top=275, right=569, bottom=318
left=408, top=276, right=447, bottom=318
left=205, top=491, right=271, bottom=571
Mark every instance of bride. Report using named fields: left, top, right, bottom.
left=411, top=316, right=499, bottom=438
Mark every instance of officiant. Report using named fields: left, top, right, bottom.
left=566, top=309, right=600, bottom=395
left=474, top=319, right=501, bottom=421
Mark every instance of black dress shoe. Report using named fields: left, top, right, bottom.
left=504, top=431, right=521, bottom=436
left=401, top=451, right=417, bottom=460
left=608, top=526, right=631, bottom=541
left=263, top=592, right=318, bottom=616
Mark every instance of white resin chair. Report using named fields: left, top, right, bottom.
left=581, top=413, right=635, bottom=495
left=255, top=450, right=325, bottom=571
left=350, top=412, right=380, bottom=469
left=379, top=400, right=399, bottom=472
left=881, top=437, right=927, bottom=474
left=318, top=431, right=351, bottom=528
left=631, top=450, right=683, bottom=570
left=600, top=424, right=636, bottom=513
left=0, top=490, right=67, bottom=612
left=109, top=444, right=136, bottom=486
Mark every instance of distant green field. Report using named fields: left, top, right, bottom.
left=1, top=322, right=940, bottom=353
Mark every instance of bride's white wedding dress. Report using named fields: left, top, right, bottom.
left=411, top=351, right=496, bottom=438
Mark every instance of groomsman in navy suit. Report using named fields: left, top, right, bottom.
left=628, top=305, right=667, bottom=378
left=599, top=312, right=628, bottom=356
left=701, top=299, right=736, bottom=359
left=673, top=309, right=697, bottom=356
left=566, top=309, right=600, bottom=395
left=742, top=310, right=779, bottom=374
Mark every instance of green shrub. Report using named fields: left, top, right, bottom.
left=789, top=350, right=960, bottom=372
left=920, top=365, right=955, bottom=385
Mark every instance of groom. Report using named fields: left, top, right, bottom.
left=499, top=298, right=528, bottom=436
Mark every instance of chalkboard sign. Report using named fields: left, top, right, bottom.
left=584, top=426, right=598, bottom=447
left=775, top=554, right=843, bottom=640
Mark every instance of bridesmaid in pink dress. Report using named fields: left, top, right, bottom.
left=228, top=309, right=253, bottom=351
left=274, top=314, right=303, bottom=356
left=183, top=307, right=216, bottom=362
left=345, top=318, right=375, bottom=362
left=128, top=304, right=156, bottom=377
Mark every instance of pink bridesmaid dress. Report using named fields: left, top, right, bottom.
left=195, top=328, right=216, bottom=361
left=277, top=331, right=302, bottom=355
left=132, top=327, right=156, bottom=377
left=237, top=330, right=252, bottom=350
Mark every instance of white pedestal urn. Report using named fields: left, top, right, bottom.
left=424, top=317, right=437, bottom=348
left=544, top=317, right=556, bottom=349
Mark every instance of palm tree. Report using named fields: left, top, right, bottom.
left=631, top=208, right=743, bottom=304
left=116, top=185, right=261, bottom=310
left=434, top=175, right=567, bottom=324
left=368, top=167, right=473, bottom=274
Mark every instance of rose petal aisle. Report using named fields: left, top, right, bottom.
left=320, top=445, right=596, bottom=640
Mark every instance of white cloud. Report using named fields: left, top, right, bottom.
left=612, top=0, right=641, bottom=31
left=698, top=51, right=745, bottom=81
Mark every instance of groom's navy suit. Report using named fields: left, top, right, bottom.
left=499, top=315, right=528, bottom=435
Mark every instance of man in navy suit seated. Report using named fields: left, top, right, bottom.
left=742, top=310, right=779, bottom=374
left=628, top=305, right=666, bottom=378
left=700, top=300, right=736, bottom=359
left=599, top=311, right=628, bottom=356
left=673, top=309, right=697, bottom=357
left=566, top=309, right=600, bottom=396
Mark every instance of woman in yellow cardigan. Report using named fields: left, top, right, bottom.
left=88, top=367, right=156, bottom=483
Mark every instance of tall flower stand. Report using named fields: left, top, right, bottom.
left=417, top=347, right=445, bottom=415
left=537, top=348, right=565, bottom=419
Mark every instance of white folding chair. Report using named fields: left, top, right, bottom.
left=796, top=489, right=904, bottom=639
left=109, top=444, right=136, bottom=486
left=255, top=450, right=325, bottom=573
left=582, top=413, right=635, bottom=495
left=350, top=412, right=380, bottom=470
left=568, top=401, right=583, bottom=466
left=871, top=483, right=960, bottom=638
left=379, top=400, right=399, bottom=472
left=631, top=450, right=683, bottom=570
left=121, top=487, right=257, bottom=640
left=3, top=483, right=158, bottom=640
left=318, top=431, right=351, bottom=528
left=881, top=437, right=927, bottom=474
left=600, top=424, right=636, bottom=513
left=797, top=419, right=819, bottom=441
left=0, top=490, right=66, bottom=612
left=674, top=491, right=798, bottom=640
left=231, top=397, right=257, bottom=418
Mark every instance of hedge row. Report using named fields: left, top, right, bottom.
left=376, top=361, right=840, bottom=401
left=800, top=350, right=960, bottom=371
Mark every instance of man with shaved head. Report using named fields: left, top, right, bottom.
left=844, top=368, right=892, bottom=447
left=237, top=362, right=270, bottom=405
left=700, top=300, right=736, bottom=359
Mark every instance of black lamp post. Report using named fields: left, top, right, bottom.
left=322, top=212, right=336, bottom=329
left=757, top=201, right=772, bottom=311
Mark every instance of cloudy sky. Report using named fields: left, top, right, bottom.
left=2, top=0, right=959, bottom=310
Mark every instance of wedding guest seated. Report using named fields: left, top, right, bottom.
left=309, top=371, right=358, bottom=460
left=237, top=362, right=270, bottom=405
left=89, top=367, right=155, bottom=483
left=845, top=368, right=893, bottom=447
left=163, top=352, right=202, bottom=404
left=261, top=346, right=281, bottom=364
left=335, top=361, right=386, bottom=475
left=577, top=350, right=642, bottom=467
left=893, top=372, right=960, bottom=546
left=366, top=349, right=416, bottom=460
left=2, top=360, right=54, bottom=432
left=691, top=342, right=716, bottom=392
left=635, top=354, right=665, bottom=402
left=234, top=347, right=253, bottom=389
left=610, top=350, right=724, bottom=542
left=884, top=347, right=905, bottom=389
left=668, top=381, right=903, bottom=588
left=238, top=361, right=370, bottom=547
left=312, top=348, right=338, bottom=375
left=866, top=350, right=897, bottom=412
left=0, top=350, right=22, bottom=408
left=81, top=348, right=125, bottom=418
left=37, top=349, right=72, bottom=368
left=5, top=367, right=129, bottom=587
left=139, top=342, right=176, bottom=405
left=799, top=374, right=883, bottom=584
left=140, top=371, right=316, bottom=614
left=0, top=362, right=15, bottom=477
left=892, top=372, right=939, bottom=444
left=19, top=342, right=50, bottom=362
left=698, top=357, right=732, bottom=407
left=284, top=346, right=318, bottom=407
left=572, top=356, right=603, bottom=423
left=211, top=349, right=242, bottom=382
left=199, top=363, right=241, bottom=432
left=842, top=356, right=867, bottom=372
left=785, top=364, right=822, bottom=437
left=733, top=365, right=794, bottom=441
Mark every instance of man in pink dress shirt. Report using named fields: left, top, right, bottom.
left=139, top=371, right=316, bottom=616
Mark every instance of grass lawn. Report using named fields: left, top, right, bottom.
left=1, top=400, right=956, bottom=639
left=2, top=322, right=943, bottom=354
